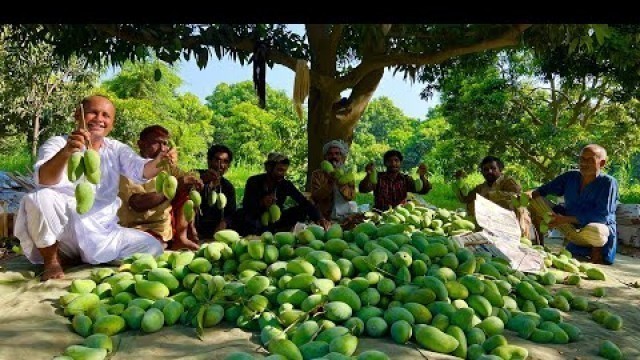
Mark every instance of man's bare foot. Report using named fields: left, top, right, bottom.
left=591, top=247, right=604, bottom=264
left=41, top=262, right=65, bottom=281
left=170, top=238, right=200, bottom=251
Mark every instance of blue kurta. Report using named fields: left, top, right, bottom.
left=537, top=170, right=618, bottom=264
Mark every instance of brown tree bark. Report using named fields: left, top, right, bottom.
left=32, top=114, right=40, bottom=159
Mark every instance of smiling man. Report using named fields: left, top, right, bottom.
left=118, top=125, right=202, bottom=251
left=14, top=95, right=167, bottom=281
left=359, top=149, right=431, bottom=211
left=529, top=144, right=619, bottom=264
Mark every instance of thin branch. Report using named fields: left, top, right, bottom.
left=328, top=24, right=345, bottom=58
left=506, top=138, right=551, bottom=177
left=305, top=24, right=325, bottom=61
left=510, top=98, right=542, bottom=125
left=338, top=24, right=531, bottom=89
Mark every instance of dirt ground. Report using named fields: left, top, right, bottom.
left=0, top=238, right=639, bottom=360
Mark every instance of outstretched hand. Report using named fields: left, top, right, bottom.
left=365, top=162, right=375, bottom=174
left=65, top=130, right=91, bottom=155
left=417, top=163, right=428, bottom=177
left=454, top=169, right=467, bottom=179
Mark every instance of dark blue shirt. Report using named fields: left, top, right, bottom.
left=537, top=170, right=618, bottom=264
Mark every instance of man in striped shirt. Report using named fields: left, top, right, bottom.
left=359, top=150, right=431, bottom=211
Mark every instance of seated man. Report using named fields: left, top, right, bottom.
left=195, top=144, right=237, bottom=240
left=238, top=152, right=330, bottom=236
left=118, top=125, right=202, bottom=251
left=359, top=149, right=431, bottom=211
left=529, top=144, right=618, bottom=264
left=311, top=140, right=356, bottom=221
left=14, top=95, right=165, bottom=281
left=454, top=156, right=533, bottom=239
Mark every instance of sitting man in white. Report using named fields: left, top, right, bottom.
left=14, top=95, right=166, bottom=281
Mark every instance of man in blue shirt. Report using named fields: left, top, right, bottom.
left=529, top=144, right=618, bottom=264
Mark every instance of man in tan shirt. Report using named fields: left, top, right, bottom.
left=311, top=140, right=356, bottom=222
left=455, top=156, right=533, bottom=239
left=118, top=125, right=202, bottom=250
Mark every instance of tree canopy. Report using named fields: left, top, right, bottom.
left=5, top=24, right=639, bottom=185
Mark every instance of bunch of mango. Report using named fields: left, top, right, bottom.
left=321, top=160, right=355, bottom=185
left=365, top=202, right=477, bottom=237
left=55, top=219, right=625, bottom=360
left=452, top=179, right=473, bottom=198
left=68, top=149, right=101, bottom=215
left=262, top=204, right=282, bottom=226
left=183, top=189, right=202, bottom=222
left=208, top=190, right=228, bottom=210
left=155, top=171, right=178, bottom=201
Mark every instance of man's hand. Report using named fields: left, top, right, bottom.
left=167, top=147, right=178, bottom=165
left=144, top=149, right=173, bottom=180
left=178, top=174, right=204, bottom=192
left=201, top=169, right=221, bottom=188
left=549, top=213, right=572, bottom=228
left=261, top=194, right=276, bottom=208
left=417, top=163, right=428, bottom=178
left=365, top=162, right=375, bottom=174
left=64, top=129, right=91, bottom=155
left=454, top=169, right=466, bottom=180
left=215, top=219, right=228, bottom=232
left=317, top=218, right=332, bottom=230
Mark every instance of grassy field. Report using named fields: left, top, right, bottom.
left=4, top=152, right=640, bottom=209
left=225, top=163, right=472, bottom=210
left=0, top=151, right=33, bottom=173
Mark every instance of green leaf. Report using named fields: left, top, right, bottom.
left=154, top=68, right=162, bottom=82
left=196, top=305, right=206, bottom=340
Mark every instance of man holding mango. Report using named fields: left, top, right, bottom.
left=117, top=125, right=202, bottom=251
left=454, top=156, right=533, bottom=240
left=359, top=149, right=431, bottom=211
left=311, top=140, right=356, bottom=221
left=14, top=95, right=167, bottom=281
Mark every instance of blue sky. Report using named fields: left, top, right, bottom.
left=171, top=57, right=440, bottom=119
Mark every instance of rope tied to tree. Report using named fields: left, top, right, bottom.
left=252, top=41, right=268, bottom=109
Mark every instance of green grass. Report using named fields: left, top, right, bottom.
left=0, top=152, right=33, bottom=174
left=5, top=156, right=640, bottom=210
left=225, top=166, right=467, bottom=211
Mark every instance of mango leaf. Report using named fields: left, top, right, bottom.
left=196, top=305, right=206, bottom=340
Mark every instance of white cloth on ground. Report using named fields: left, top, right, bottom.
left=14, top=136, right=163, bottom=264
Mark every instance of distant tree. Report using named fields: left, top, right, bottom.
left=101, top=61, right=213, bottom=170
left=439, top=49, right=640, bottom=181
left=9, top=24, right=638, bottom=187
left=0, top=26, right=99, bottom=158
left=205, top=81, right=307, bottom=181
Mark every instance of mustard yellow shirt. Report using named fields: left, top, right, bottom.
left=117, top=166, right=183, bottom=241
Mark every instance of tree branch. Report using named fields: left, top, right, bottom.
left=328, top=24, right=345, bottom=58
left=338, top=24, right=531, bottom=89
left=510, top=98, right=542, bottom=125
left=506, top=138, right=551, bottom=177
left=305, top=24, right=326, bottom=62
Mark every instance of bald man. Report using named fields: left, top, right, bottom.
left=14, top=95, right=166, bottom=281
left=529, top=144, right=619, bottom=264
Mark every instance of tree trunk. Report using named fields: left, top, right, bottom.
left=305, top=69, right=384, bottom=190
left=31, top=114, right=40, bottom=159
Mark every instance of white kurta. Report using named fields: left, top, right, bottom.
left=14, top=136, right=164, bottom=264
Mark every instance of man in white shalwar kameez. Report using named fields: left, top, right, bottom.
left=14, top=95, right=167, bottom=281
